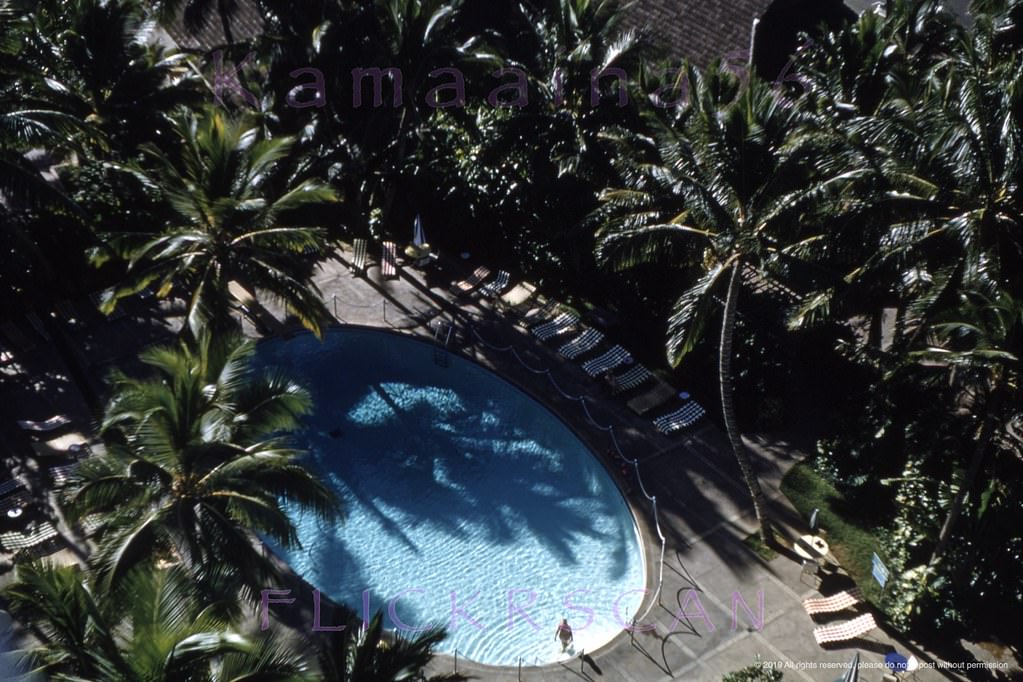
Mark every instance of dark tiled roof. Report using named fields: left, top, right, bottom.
left=622, top=0, right=775, bottom=66
left=162, top=0, right=265, bottom=52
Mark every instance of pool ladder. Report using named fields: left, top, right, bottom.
left=432, top=321, right=453, bottom=367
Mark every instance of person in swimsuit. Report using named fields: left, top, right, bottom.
left=555, top=618, right=573, bottom=651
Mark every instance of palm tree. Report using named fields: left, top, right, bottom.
left=909, top=288, right=1022, bottom=566
left=94, top=107, right=337, bottom=338
left=596, top=66, right=829, bottom=544
left=316, top=606, right=466, bottom=682
left=4, top=561, right=314, bottom=680
left=15, top=0, right=203, bottom=158
left=63, top=331, right=341, bottom=596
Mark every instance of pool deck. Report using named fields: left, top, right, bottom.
left=0, top=245, right=972, bottom=680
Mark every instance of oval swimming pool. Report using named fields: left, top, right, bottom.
left=257, top=327, right=645, bottom=666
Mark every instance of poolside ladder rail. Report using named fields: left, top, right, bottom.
left=432, top=320, right=453, bottom=367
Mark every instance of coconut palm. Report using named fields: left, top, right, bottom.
left=596, top=66, right=831, bottom=544
left=13, top=0, right=202, bottom=157
left=4, top=561, right=314, bottom=680
left=63, top=331, right=340, bottom=596
left=909, top=288, right=1022, bottom=566
left=315, top=606, right=466, bottom=682
left=94, top=106, right=336, bottom=338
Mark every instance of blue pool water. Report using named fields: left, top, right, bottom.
left=257, top=328, right=644, bottom=666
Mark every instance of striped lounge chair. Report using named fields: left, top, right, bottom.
left=452, top=266, right=491, bottom=295
left=813, top=612, right=877, bottom=646
left=519, top=299, right=558, bottom=325
left=558, top=328, right=604, bottom=359
left=0, top=521, right=60, bottom=555
left=381, top=241, right=398, bottom=279
left=608, top=364, right=653, bottom=394
left=531, top=312, right=578, bottom=341
left=581, top=345, right=632, bottom=377
left=479, top=270, right=511, bottom=298
left=351, top=238, right=369, bottom=275
left=653, top=401, right=706, bottom=434
left=803, top=588, right=863, bottom=617
left=49, top=462, right=80, bottom=486
left=0, top=488, right=30, bottom=515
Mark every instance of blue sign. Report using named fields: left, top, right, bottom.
left=871, top=552, right=889, bottom=588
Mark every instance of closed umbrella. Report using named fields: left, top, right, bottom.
left=809, top=508, right=820, bottom=534
left=406, top=215, right=431, bottom=260
left=413, top=214, right=426, bottom=248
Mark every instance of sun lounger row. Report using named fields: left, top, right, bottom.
left=531, top=312, right=578, bottom=341
left=654, top=401, right=706, bottom=434
left=558, top=328, right=604, bottom=359
left=803, top=588, right=863, bottom=616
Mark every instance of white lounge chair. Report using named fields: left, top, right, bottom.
left=518, top=299, right=558, bottom=325
left=531, top=312, right=578, bottom=341
left=654, top=401, right=706, bottom=433
left=813, top=613, right=877, bottom=646
left=479, top=270, right=511, bottom=298
left=381, top=241, right=398, bottom=279
left=558, top=328, right=604, bottom=359
left=351, top=238, right=368, bottom=275
left=49, top=462, right=80, bottom=486
left=17, top=415, right=71, bottom=432
left=0, top=521, right=59, bottom=554
left=608, top=364, right=653, bottom=394
left=452, top=266, right=491, bottom=295
left=803, top=588, right=863, bottom=617
left=582, top=345, right=632, bottom=377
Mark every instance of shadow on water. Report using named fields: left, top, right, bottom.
left=259, top=329, right=643, bottom=633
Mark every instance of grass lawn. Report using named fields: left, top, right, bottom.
left=780, top=460, right=891, bottom=610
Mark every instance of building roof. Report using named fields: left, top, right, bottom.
left=621, top=0, right=775, bottom=66
left=161, top=0, right=264, bottom=52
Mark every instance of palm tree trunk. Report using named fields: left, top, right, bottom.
left=928, top=385, right=1000, bottom=567
left=719, top=263, right=774, bottom=544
